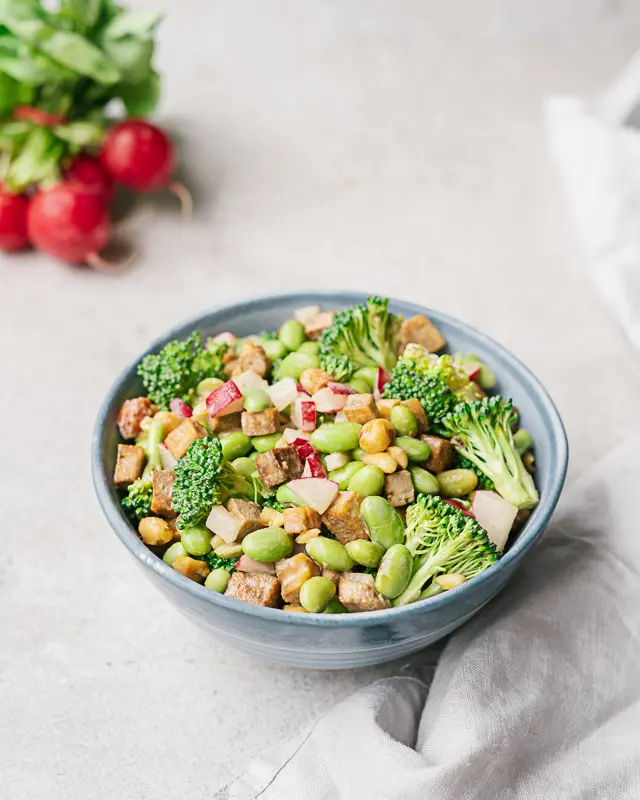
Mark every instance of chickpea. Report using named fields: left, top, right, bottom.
left=361, top=452, right=398, bottom=474
left=173, top=556, right=210, bottom=583
left=359, top=418, right=395, bottom=454
left=138, top=517, right=174, bottom=546
left=376, top=398, right=401, bottom=419
left=436, top=573, right=467, bottom=590
left=299, top=368, right=332, bottom=395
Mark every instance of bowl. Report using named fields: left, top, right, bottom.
left=92, top=292, right=568, bottom=669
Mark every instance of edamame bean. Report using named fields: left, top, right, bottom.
left=162, top=541, right=186, bottom=567
left=437, top=469, right=478, bottom=498
left=360, top=496, right=405, bottom=550
left=232, top=456, right=258, bottom=477
left=306, top=536, right=354, bottom=571
left=352, top=447, right=367, bottom=462
left=297, top=340, right=320, bottom=355
left=197, top=377, right=224, bottom=396
left=324, top=597, right=348, bottom=614
left=252, top=433, right=282, bottom=453
left=513, top=428, right=533, bottom=454
left=205, top=568, right=231, bottom=593
left=375, top=544, right=413, bottom=599
left=220, top=431, right=252, bottom=461
left=242, top=527, right=293, bottom=562
left=181, top=525, right=212, bottom=556
left=243, top=388, right=272, bottom=413
left=278, top=319, right=307, bottom=351
left=311, top=422, right=362, bottom=453
left=347, top=464, right=385, bottom=497
left=409, top=466, right=440, bottom=495
left=263, top=338, right=288, bottom=360
left=394, top=436, right=431, bottom=463
left=419, top=582, right=443, bottom=600
left=345, top=539, right=384, bottom=568
left=329, top=460, right=365, bottom=490
left=299, top=576, right=336, bottom=613
left=276, top=484, right=306, bottom=506
left=389, top=405, right=418, bottom=437
left=348, top=378, right=371, bottom=394
left=277, top=351, right=320, bottom=381
left=353, top=366, right=377, bottom=390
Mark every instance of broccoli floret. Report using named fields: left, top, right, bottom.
left=319, top=296, right=402, bottom=381
left=173, top=436, right=255, bottom=529
left=441, top=396, right=539, bottom=509
left=382, top=358, right=456, bottom=434
left=138, top=332, right=228, bottom=410
left=261, top=496, right=284, bottom=511
left=394, top=494, right=500, bottom=605
left=121, top=416, right=165, bottom=520
left=455, top=453, right=495, bottom=491
left=205, top=552, right=238, bottom=573
left=400, top=346, right=474, bottom=398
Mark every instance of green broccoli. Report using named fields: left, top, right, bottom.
left=382, top=358, right=456, bottom=434
left=441, top=396, right=539, bottom=509
left=261, top=496, right=284, bottom=512
left=319, top=296, right=402, bottom=381
left=121, top=416, right=165, bottom=520
left=394, top=494, right=500, bottom=606
left=173, top=436, right=255, bottom=529
left=138, top=332, right=228, bottom=410
left=455, top=452, right=495, bottom=491
left=205, top=552, right=238, bottom=573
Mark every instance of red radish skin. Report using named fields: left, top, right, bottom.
left=0, top=188, right=29, bottom=252
left=205, top=380, right=243, bottom=417
left=64, top=154, right=115, bottom=203
left=13, top=106, right=65, bottom=127
left=305, top=454, right=327, bottom=479
left=170, top=398, right=193, bottom=418
left=27, top=184, right=112, bottom=268
left=374, top=367, right=391, bottom=401
left=100, top=120, right=193, bottom=217
left=442, top=499, right=475, bottom=517
left=327, top=382, right=355, bottom=395
left=293, top=440, right=316, bottom=460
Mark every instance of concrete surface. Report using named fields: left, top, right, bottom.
left=3, top=1, right=640, bottom=797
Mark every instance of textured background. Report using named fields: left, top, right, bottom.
left=2, top=1, right=640, bottom=797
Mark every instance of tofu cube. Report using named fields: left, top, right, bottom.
left=338, top=575, right=390, bottom=612
left=321, top=491, right=369, bottom=544
left=399, top=314, right=446, bottom=353
left=151, top=470, right=176, bottom=518
left=114, top=444, right=145, bottom=487
left=275, top=553, right=320, bottom=603
left=232, top=341, right=269, bottom=378
left=210, top=412, right=242, bottom=434
left=241, top=407, right=279, bottom=437
left=164, top=419, right=208, bottom=460
left=225, top=572, right=281, bottom=607
left=376, top=398, right=401, bottom=420
left=255, top=446, right=303, bottom=489
left=422, top=435, right=456, bottom=473
left=343, top=393, right=378, bottom=424
left=283, top=506, right=321, bottom=534
left=384, top=470, right=415, bottom=507
left=226, top=498, right=264, bottom=538
left=304, top=311, right=335, bottom=340
left=117, top=397, right=155, bottom=440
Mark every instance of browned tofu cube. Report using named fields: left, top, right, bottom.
left=275, top=553, right=320, bottom=603
left=241, top=407, right=279, bottom=437
left=117, top=397, right=155, bottom=440
left=384, top=470, right=415, bottom=507
left=377, top=398, right=400, bottom=419
left=338, top=574, right=390, bottom=612
left=226, top=498, right=263, bottom=538
left=232, top=341, right=269, bottom=378
left=225, top=572, right=281, bottom=607
left=164, top=419, right=208, bottom=460
left=283, top=506, right=321, bottom=534
left=114, top=444, right=145, bottom=487
left=322, top=568, right=341, bottom=588
left=151, top=470, right=176, bottom=518
left=173, top=556, right=210, bottom=583
left=399, top=314, right=446, bottom=353
left=400, top=398, right=428, bottom=433
left=255, top=446, right=303, bottom=488
left=321, top=491, right=369, bottom=544
left=299, top=368, right=333, bottom=395
left=304, top=311, right=335, bottom=340
left=422, top=435, right=456, bottom=473
left=343, top=393, right=378, bottom=424
left=210, top=412, right=242, bottom=434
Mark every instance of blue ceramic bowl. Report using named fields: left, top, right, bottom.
left=92, top=292, right=568, bottom=669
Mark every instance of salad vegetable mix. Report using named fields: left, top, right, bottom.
left=112, top=299, right=538, bottom=613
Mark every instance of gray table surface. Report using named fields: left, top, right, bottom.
left=3, top=1, right=640, bottom=798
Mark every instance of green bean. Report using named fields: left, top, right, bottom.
left=329, top=460, right=365, bottom=490
left=263, top=338, right=288, bottom=360
left=220, top=431, right=253, bottom=461
left=324, top=597, right=348, bottom=614
left=347, top=464, right=385, bottom=497
left=345, top=539, right=384, bottom=568
left=513, top=428, right=533, bottom=454
left=197, top=377, right=224, bottom=396
left=205, top=568, right=231, bottom=593
left=348, top=378, right=371, bottom=394
left=409, top=466, right=439, bottom=495
left=278, top=319, right=307, bottom=351
left=276, top=484, right=306, bottom=506
left=232, top=456, right=258, bottom=477
left=242, top=388, right=272, bottom=413
left=375, top=544, right=413, bottom=599
left=252, top=433, right=282, bottom=453
left=277, top=351, right=320, bottom=381
left=181, top=525, right=212, bottom=557
left=353, top=366, right=377, bottom=390
left=162, top=541, right=186, bottom=567
left=311, top=422, right=362, bottom=453
left=437, top=469, right=478, bottom=498
left=299, top=576, right=336, bottom=613
left=389, top=405, right=418, bottom=437
left=242, top=527, right=293, bottom=562
left=394, top=436, right=431, bottom=462
left=306, top=536, right=354, bottom=571
left=360, top=496, right=405, bottom=550
left=297, top=340, right=320, bottom=355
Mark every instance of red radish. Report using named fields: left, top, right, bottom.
left=64, top=154, right=115, bottom=203
left=291, top=396, right=316, bottom=432
left=292, top=439, right=315, bottom=460
left=233, top=369, right=269, bottom=394
left=13, top=106, right=65, bottom=126
left=305, top=453, right=327, bottom=479
left=0, top=187, right=29, bottom=252
left=206, top=380, right=243, bottom=417
left=374, top=367, right=391, bottom=401
left=325, top=452, right=349, bottom=471
left=268, top=378, right=298, bottom=411
left=287, top=478, right=339, bottom=514
left=312, top=387, right=347, bottom=413
left=296, top=384, right=306, bottom=393
left=472, top=491, right=518, bottom=552
left=442, top=499, right=474, bottom=517
left=283, top=428, right=309, bottom=444
left=334, top=411, right=347, bottom=423
left=235, top=555, right=276, bottom=575
left=170, top=398, right=193, bottom=418
left=100, top=119, right=193, bottom=217
left=27, top=184, right=112, bottom=268
left=158, top=442, right=177, bottom=470
left=327, top=381, right=355, bottom=395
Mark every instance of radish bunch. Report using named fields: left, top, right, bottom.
left=0, top=120, right=190, bottom=269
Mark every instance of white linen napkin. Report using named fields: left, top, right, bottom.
left=216, top=436, right=640, bottom=799
left=546, top=52, right=640, bottom=349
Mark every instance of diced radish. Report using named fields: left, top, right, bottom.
left=334, top=411, right=347, bottom=423
left=294, top=305, right=321, bottom=325
left=461, top=362, right=481, bottom=381
left=291, top=396, right=317, bottom=432
left=286, top=478, right=339, bottom=514
left=268, top=378, right=298, bottom=411
left=302, top=460, right=312, bottom=478
left=325, top=452, right=349, bottom=471
left=211, top=331, right=237, bottom=348
left=373, top=367, right=391, bottom=401
left=296, top=383, right=306, bottom=393
left=283, top=428, right=310, bottom=444
left=294, top=440, right=316, bottom=460
left=233, top=369, right=270, bottom=394
left=312, top=387, right=348, bottom=413
left=158, top=443, right=177, bottom=470
left=235, top=555, right=276, bottom=575
left=205, top=505, right=243, bottom=543
left=327, top=381, right=355, bottom=395
left=442, top=499, right=475, bottom=517
left=206, top=380, right=244, bottom=417
left=472, top=490, right=518, bottom=552
left=306, top=453, right=327, bottom=478
left=170, top=398, right=193, bottom=419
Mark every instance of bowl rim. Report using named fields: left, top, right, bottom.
left=92, top=290, right=568, bottom=626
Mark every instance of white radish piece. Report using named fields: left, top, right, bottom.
left=286, top=478, right=339, bottom=514
left=233, top=369, right=269, bottom=394
left=312, top=387, right=348, bottom=413
left=294, top=305, right=321, bottom=325
left=291, top=396, right=317, bottom=432
left=158, top=442, right=177, bottom=470
left=334, top=411, right=347, bottom=423
left=282, top=428, right=310, bottom=444
left=325, top=452, right=349, bottom=471
left=472, top=490, right=519, bottom=552
left=205, top=505, right=243, bottom=543
left=268, top=378, right=298, bottom=411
